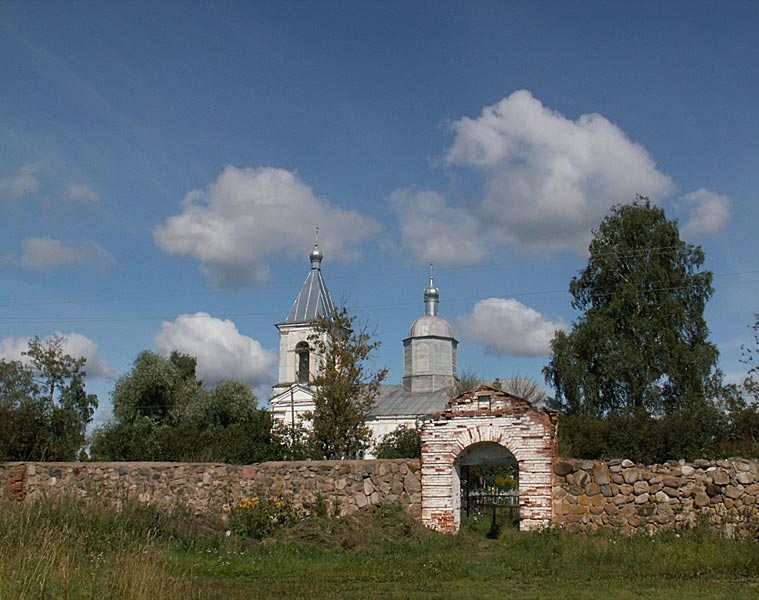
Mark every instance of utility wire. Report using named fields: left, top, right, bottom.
left=1, top=272, right=757, bottom=327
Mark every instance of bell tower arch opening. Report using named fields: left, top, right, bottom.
left=295, top=341, right=310, bottom=384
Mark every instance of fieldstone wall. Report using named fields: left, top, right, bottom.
left=0, top=459, right=422, bottom=518
left=553, top=458, right=759, bottom=538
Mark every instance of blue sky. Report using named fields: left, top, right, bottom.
left=1, top=1, right=757, bottom=425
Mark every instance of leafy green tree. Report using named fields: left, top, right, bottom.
left=111, top=350, right=200, bottom=425
left=374, top=425, right=421, bottom=459
left=272, top=420, right=314, bottom=461
left=91, top=349, right=282, bottom=463
left=544, top=196, right=719, bottom=417
left=24, top=335, right=98, bottom=431
left=0, top=336, right=98, bottom=461
left=89, top=417, right=163, bottom=462
left=183, top=380, right=258, bottom=427
left=308, top=307, right=388, bottom=459
left=713, top=314, right=759, bottom=457
left=0, top=358, right=38, bottom=408
left=25, top=335, right=82, bottom=405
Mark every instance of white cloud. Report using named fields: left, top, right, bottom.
left=5, top=237, right=114, bottom=272
left=449, top=91, right=675, bottom=251
left=0, top=332, right=114, bottom=379
left=455, top=298, right=567, bottom=357
left=64, top=182, right=100, bottom=203
left=0, top=162, right=42, bottom=199
left=155, top=312, right=277, bottom=386
left=386, top=188, right=487, bottom=266
left=388, top=90, right=675, bottom=263
left=154, top=166, right=381, bottom=288
left=676, top=188, right=731, bottom=236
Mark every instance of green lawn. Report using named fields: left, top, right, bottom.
left=2, top=499, right=757, bottom=599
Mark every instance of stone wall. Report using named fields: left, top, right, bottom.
left=5, top=456, right=757, bottom=538
left=0, top=459, right=422, bottom=518
left=553, top=457, right=759, bottom=538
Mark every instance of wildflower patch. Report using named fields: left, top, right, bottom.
left=229, top=495, right=301, bottom=539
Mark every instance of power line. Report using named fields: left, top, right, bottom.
left=0, top=242, right=745, bottom=308
left=1, top=271, right=757, bottom=327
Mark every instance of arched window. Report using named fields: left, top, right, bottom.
left=295, top=341, right=310, bottom=384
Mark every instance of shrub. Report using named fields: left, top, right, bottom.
left=229, top=496, right=300, bottom=539
left=374, top=425, right=421, bottom=459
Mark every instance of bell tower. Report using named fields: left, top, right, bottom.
left=269, top=234, right=336, bottom=425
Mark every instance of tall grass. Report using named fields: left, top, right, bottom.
left=1, top=498, right=757, bottom=600
left=0, top=498, right=218, bottom=600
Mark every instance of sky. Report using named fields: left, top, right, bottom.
left=1, top=1, right=757, bottom=426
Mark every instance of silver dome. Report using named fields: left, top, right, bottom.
left=309, top=243, right=323, bottom=269
left=407, top=314, right=454, bottom=339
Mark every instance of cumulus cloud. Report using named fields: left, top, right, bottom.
left=155, top=312, right=277, bottom=386
left=676, top=188, right=731, bottom=236
left=389, top=91, right=677, bottom=265
left=64, top=182, right=100, bottom=203
left=455, top=298, right=567, bottom=357
left=4, top=237, right=114, bottom=272
left=0, top=162, right=42, bottom=199
left=0, top=332, right=114, bottom=379
left=154, top=166, right=381, bottom=288
left=446, top=90, right=675, bottom=253
left=386, top=188, right=487, bottom=265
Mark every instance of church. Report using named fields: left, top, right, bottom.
left=269, top=241, right=459, bottom=451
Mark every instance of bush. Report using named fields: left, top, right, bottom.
left=228, top=496, right=300, bottom=539
left=374, top=425, right=421, bottom=459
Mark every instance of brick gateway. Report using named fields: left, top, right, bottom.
left=420, top=386, right=559, bottom=533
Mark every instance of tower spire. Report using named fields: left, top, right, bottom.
left=309, top=227, right=323, bottom=270
left=424, top=263, right=439, bottom=316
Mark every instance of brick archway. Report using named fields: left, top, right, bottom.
left=420, top=386, right=559, bottom=533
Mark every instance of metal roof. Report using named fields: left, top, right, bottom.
left=368, top=381, right=559, bottom=418
left=406, top=314, right=455, bottom=339
left=283, top=244, right=336, bottom=324
left=369, top=384, right=452, bottom=417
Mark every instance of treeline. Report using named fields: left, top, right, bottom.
left=0, top=336, right=407, bottom=464
left=558, top=400, right=759, bottom=464
left=89, top=351, right=283, bottom=464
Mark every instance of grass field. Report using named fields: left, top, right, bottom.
left=1, top=498, right=758, bottom=599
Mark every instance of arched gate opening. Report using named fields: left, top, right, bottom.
left=457, top=442, right=519, bottom=531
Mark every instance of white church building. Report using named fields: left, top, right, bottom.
left=269, top=242, right=459, bottom=449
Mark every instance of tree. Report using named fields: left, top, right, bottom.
left=308, top=307, right=388, bottom=459
left=500, top=374, right=549, bottom=406
left=111, top=350, right=200, bottom=425
left=374, top=425, right=421, bottom=459
left=91, top=349, right=283, bottom=464
left=544, top=197, right=719, bottom=417
left=183, top=380, right=258, bottom=427
left=0, top=336, right=98, bottom=461
left=453, top=368, right=481, bottom=396
left=742, top=312, right=759, bottom=402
